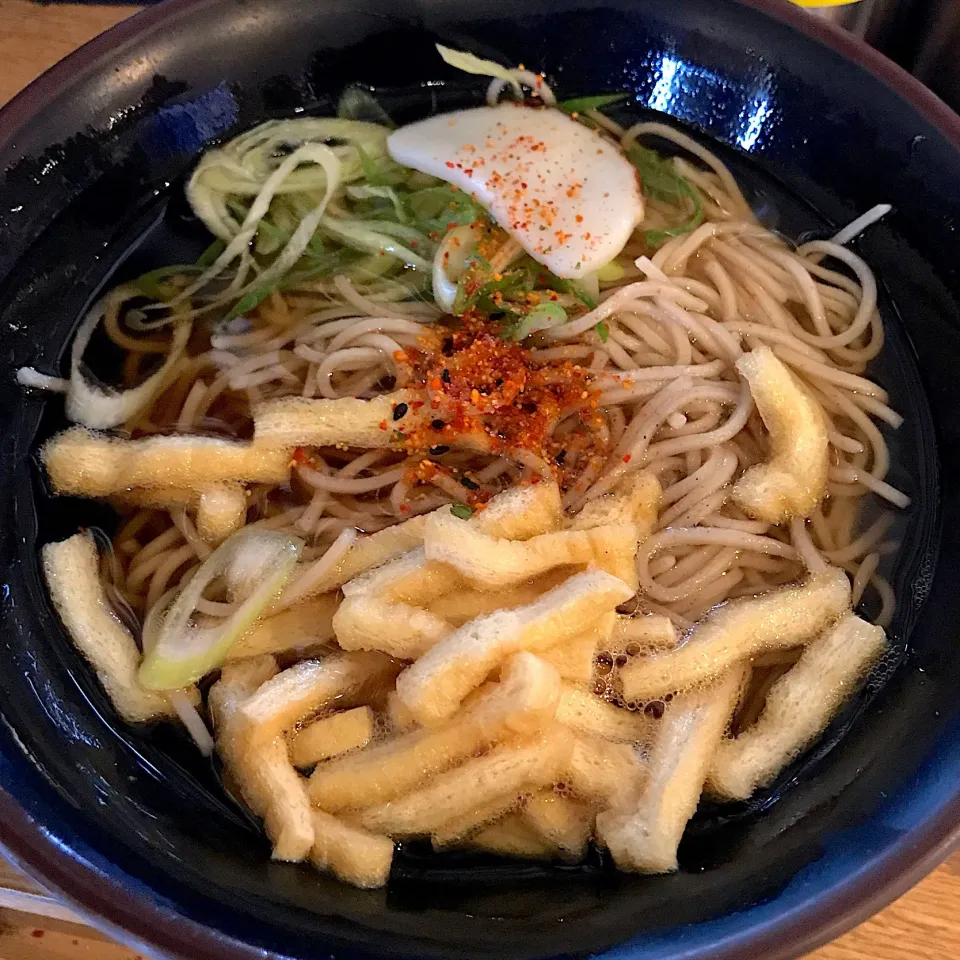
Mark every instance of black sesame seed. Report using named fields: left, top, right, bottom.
left=461, top=476, right=480, bottom=490
left=442, top=337, right=455, bottom=356
left=392, top=402, right=408, bottom=421
left=429, top=445, right=450, bottom=456
left=555, top=449, right=567, bottom=465
left=431, top=419, right=445, bottom=431
left=441, top=368, right=451, bottom=384
left=495, top=378, right=504, bottom=388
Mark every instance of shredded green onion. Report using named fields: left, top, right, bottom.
left=507, top=302, right=567, bottom=341
left=557, top=93, right=628, bottom=114
left=196, top=238, right=226, bottom=267
left=337, top=86, right=395, bottom=128
left=627, top=144, right=704, bottom=248
left=132, top=265, right=202, bottom=302
left=596, top=261, right=625, bottom=282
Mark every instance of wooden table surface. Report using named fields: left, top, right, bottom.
left=1, top=0, right=959, bottom=957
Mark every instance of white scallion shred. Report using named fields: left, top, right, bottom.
left=171, top=143, right=343, bottom=315
left=169, top=690, right=215, bottom=756
left=433, top=224, right=483, bottom=313
left=64, top=287, right=192, bottom=429
left=126, top=118, right=403, bottom=324
left=831, top=204, right=892, bottom=246
left=16, top=367, right=69, bottom=392
left=435, top=44, right=523, bottom=96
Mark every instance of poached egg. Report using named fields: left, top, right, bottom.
left=387, top=103, right=644, bottom=280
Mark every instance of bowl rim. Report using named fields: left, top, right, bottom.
left=1, top=1, right=959, bottom=958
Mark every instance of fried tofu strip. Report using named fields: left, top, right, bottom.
left=470, top=815, right=554, bottom=859
left=333, top=594, right=452, bottom=659
left=566, top=471, right=662, bottom=590
left=195, top=484, right=249, bottom=542
left=253, top=390, right=419, bottom=449
left=396, top=570, right=634, bottom=726
left=226, top=595, right=338, bottom=661
left=556, top=682, right=655, bottom=744
left=610, top=614, right=679, bottom=653
left=541, top=613, right=613, bottom=683
left=310, top=809, right=394, bottom=889
left=252, top=740, right=315, bottom=862
left=291, top=706, right=375, bottom=769
left=290, top=512, right=432, bottom=599
left=521, top=790, right=594, bottom=860
left=707, top=614, right=886, bottom=800
left=43, top=427, right=290, bottom=497
left=341, top=483, right=562, bottom=607
left=356, top=731, right=571, bottom=836
left=474, top=480, right=563, bottom=540
left=209, top=657, right=278, bottom=807
left=210, top=657, right=315, bottom=862
left=426, top=569, right=572, bottom=626
left=567, top=470, right=661, bottom=536
left=237, top=651, right=396, bottom=746
left=619, top=567, right=851, bottom=701
left=341, top=546, right=461, bottom=603
left=584, top=526, right=645, bottom=591
left=114, top=483, right=247, bottom=543
left=564, top=735, right=646, bottom=808
left=42, top=532, right=179, bottom=722
left=732, top=346, right=829, bottom=523
left=431, top=793, right=531, bottom=848
left=385, top=690, right=416, bottom=731
left=308, top=653, right=561, bottom=811
left=422, top=511, right=632, bottom=591
left=597, top=666, right=746, bottom=873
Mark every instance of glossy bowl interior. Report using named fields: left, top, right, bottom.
left=1, top=2, right=960, bottom=959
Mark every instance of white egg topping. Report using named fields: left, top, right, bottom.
left=387, top=103, right=644, bottom=279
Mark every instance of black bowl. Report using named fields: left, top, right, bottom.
left=1, top=1, right=959, bottom=958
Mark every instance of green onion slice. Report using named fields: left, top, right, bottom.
left=139, top=530, right=303, bottom=690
